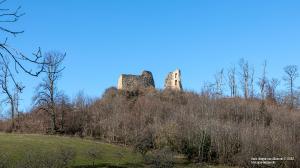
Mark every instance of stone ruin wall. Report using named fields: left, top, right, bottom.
left=117, top=69, right=182, bottom=91
left=164, top=69, right=182, bottom=91
left=117, top=71, right=155, bottom=91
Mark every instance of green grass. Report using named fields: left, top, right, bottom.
left=0, top=133, right=143, bottom=167
left=0, top=133, right=237, bottom=168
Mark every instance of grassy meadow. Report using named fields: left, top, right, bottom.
left=0, top=133, right=142, bottom=167
left=0, top=133, right=237, bottom=168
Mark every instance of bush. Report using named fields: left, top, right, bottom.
left=86, top=147, right=103, bottom=166
left=145, top=147, right=175, bottom=168
left=180, top=130, right=214, bottom=162
left=57, top=147, right=76, bottom=167
left=134, top=129, right=155, bottom=157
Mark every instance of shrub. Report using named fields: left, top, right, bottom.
left=145, top=147, right=175, bottom=168
left=180, top=130, right=214, bottom=162
left=134, top=129, right=155, bottom=157
left=57, top=147, right=76, bottom=167
left=86, top=147, right=103, bottom=166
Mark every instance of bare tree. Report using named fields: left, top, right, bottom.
left=0, top=0, right=44, bottom=123
left=214, top=69, right=224, bottom=97
left=283, top=65, right=299, bottom=109
left=258, top=61, right=267, bottom=100
left=239, top=59, right=249, bottom=99
left=266, top=78, right=280, bottom=103
left=228, top=66, right=237, bottom=97
left=249, top=66, right=255, bottom=99
left=13, top=86, right=21, bottom=129
left=57, top=93, right=71, bottom=132
left=201, top=81, right=215, bottom=98
left=0, top=62, right=22, bottom=130
left=34, top=52, right=65, bottom=133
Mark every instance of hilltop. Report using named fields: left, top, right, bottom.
left=1, top=88, right=299, bottom=167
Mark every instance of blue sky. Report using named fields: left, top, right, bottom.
left=2, top=0, right=300, bottom=112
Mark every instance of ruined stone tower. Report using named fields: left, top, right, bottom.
left=117, top=70, right=155, bottom=91
left=164, top=69, right=182, bottom=91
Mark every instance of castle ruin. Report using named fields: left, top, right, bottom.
left=117, top=70, right=155, bottom=91
left=164, top=69, right=182, bottom=91
left=117, top=69, right=182, bottom=91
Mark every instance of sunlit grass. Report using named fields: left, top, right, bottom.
left=0, top=133, right=238, bottom=168
left=0, top=133, right=142, bottom=167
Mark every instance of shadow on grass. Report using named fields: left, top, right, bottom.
left=72, top=163, right=144, bottom=168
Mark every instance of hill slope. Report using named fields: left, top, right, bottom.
left=0, top=133, right=142, bottom=167
left=0, top=133, right=238, bottom=168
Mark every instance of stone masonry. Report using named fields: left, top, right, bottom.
left=117, top=70, right=155, bottom=91
left=164, top=69, right=182, bottom=91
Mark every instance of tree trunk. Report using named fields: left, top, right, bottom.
left=11, top=101, right=15, bottom=130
